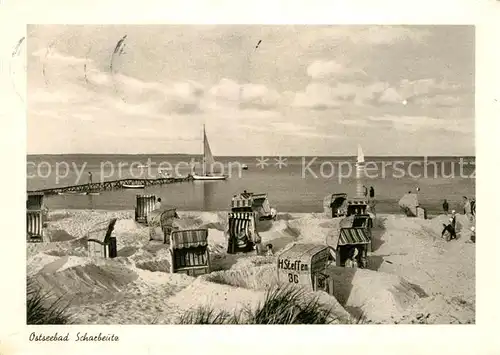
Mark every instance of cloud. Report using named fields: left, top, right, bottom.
left=29, top=48, right=208, bottom=116
left=208, top=78, right=281, bottom=110
left=32, top=47, right=87, bottom=64
left=240, top=122, right=342, bottom=140
left=367, top=115, right=473, bottom=134
left=26, top=25, right=474, bottom=156
left=306, top=60, right=367, bottom=81
left=378, top=87, right=404, bottom=104
left=292, top=81, right=392, bottom=109
left=351, top=26, right=430, bottom=45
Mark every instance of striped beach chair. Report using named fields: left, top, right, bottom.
left=227, top=211, right=259, bottom=254
left=26, top=210, right=44, bottom=242
left=135, top=194, right=156, bottom=224
left=86, top=218, right=118, bottom=259
left=169, top=228, right=210, bottom=276
left=334, top=227, right=371, bottom=268
left=26, top=193, right=48, bottom=242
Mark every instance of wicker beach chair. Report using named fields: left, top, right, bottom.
left=135, top=194, right=156, bottom=224
left=147, top=207, right=179, bottom=243
left=169, top=228, right=210, bottom=276
left=227, top=212, right=259, bottom=254
left=26, top=193, right=49, bottom=242
left=86, top=218, right=118, bottom=259
left=26, top=210, right=44, bottom=242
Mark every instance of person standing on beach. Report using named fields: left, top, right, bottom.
left=362, top=185, right=368, bottom=198
left=154, top=197, right=162, bottom=210
left=443, top=199, right=449, bottom=214
left=369, top=186, right=375, bottom=199
left=88, top=172, right=93, bottom=184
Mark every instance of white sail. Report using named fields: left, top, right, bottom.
left=202, top=125, right=215, bottom=175
left=357, top=144, right=365, bottom=164
left=193, top=125, right=226, bottom=180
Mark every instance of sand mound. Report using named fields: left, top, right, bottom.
left=70, top=269, right=194, bottom=324
left=163, top=278, right=268, bottom=323
left=324, top=266, right=426, bottom=323
left=424, top=213, right=473, bottom=239
left=204, top=264, right=278, bottom=290
left=114, top=219, right=141, bottom=234
left=47, top=229, right=75, bottom=242
left=398, top=294, right=475, bottom=324
left=202, top=264, right=351, bottom=323
left=135, top=258, right=171, bottom=273
left=287, top=215, right=333, bottom=244
left=27, top=253, right=61, bottom=276
left=32, top=262, right=139, bottom=305
left=27, top=210, right=474, bottom=324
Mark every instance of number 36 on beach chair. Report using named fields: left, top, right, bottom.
left=276, top=243, right=336, bottom=296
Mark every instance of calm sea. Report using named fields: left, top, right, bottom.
left=26, top=155, right=475, bottom=215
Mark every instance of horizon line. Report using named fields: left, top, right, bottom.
left=26, top=153, right=476, bottom=157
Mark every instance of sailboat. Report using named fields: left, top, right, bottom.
left=355, top=144, right=365, bottom=178
left=192, top=125, right=227, bottom=181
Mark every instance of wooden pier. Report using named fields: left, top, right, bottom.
left=27, top=176, right=194, bottom=196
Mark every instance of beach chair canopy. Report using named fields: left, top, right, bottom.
left=337, top=228, right=370, bottom=246
left=170, top=229, right=208, bottom=249
left=27, top=193, right=44, bottom=210
left=346, top=198, right=369, bottom=215
left=330, top=193, right=348, bottom=206
left=231, top=194, right=254, bottom=211
left=347, top=198, right=369, bottom=206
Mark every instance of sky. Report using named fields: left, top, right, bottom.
left=26, top=25, right=475, bottom=156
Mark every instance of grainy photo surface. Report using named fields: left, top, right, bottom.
left=26, top=25, right=475, bottom=325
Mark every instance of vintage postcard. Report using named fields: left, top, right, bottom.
left=25, top=22, right=478, bottom=325
left=1, top=0, right=499, bottom=354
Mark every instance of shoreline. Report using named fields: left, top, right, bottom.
left=45, top=208, right=447, bottom=220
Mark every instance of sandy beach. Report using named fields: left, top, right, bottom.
left=26, top=209, right=475, bottom=324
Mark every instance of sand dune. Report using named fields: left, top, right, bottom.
left=27, top=209, right=475, bottom=324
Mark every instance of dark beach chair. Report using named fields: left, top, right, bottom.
left=86, top=218, right=118, bottom=258
left=169, top=228, right=210, bottom=276
left=227, top=212, right=259, bottom=254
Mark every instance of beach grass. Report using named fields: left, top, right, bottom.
left=26, top=278, right=72, bottom=325
left=177, top=285, right=338, bottom=324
